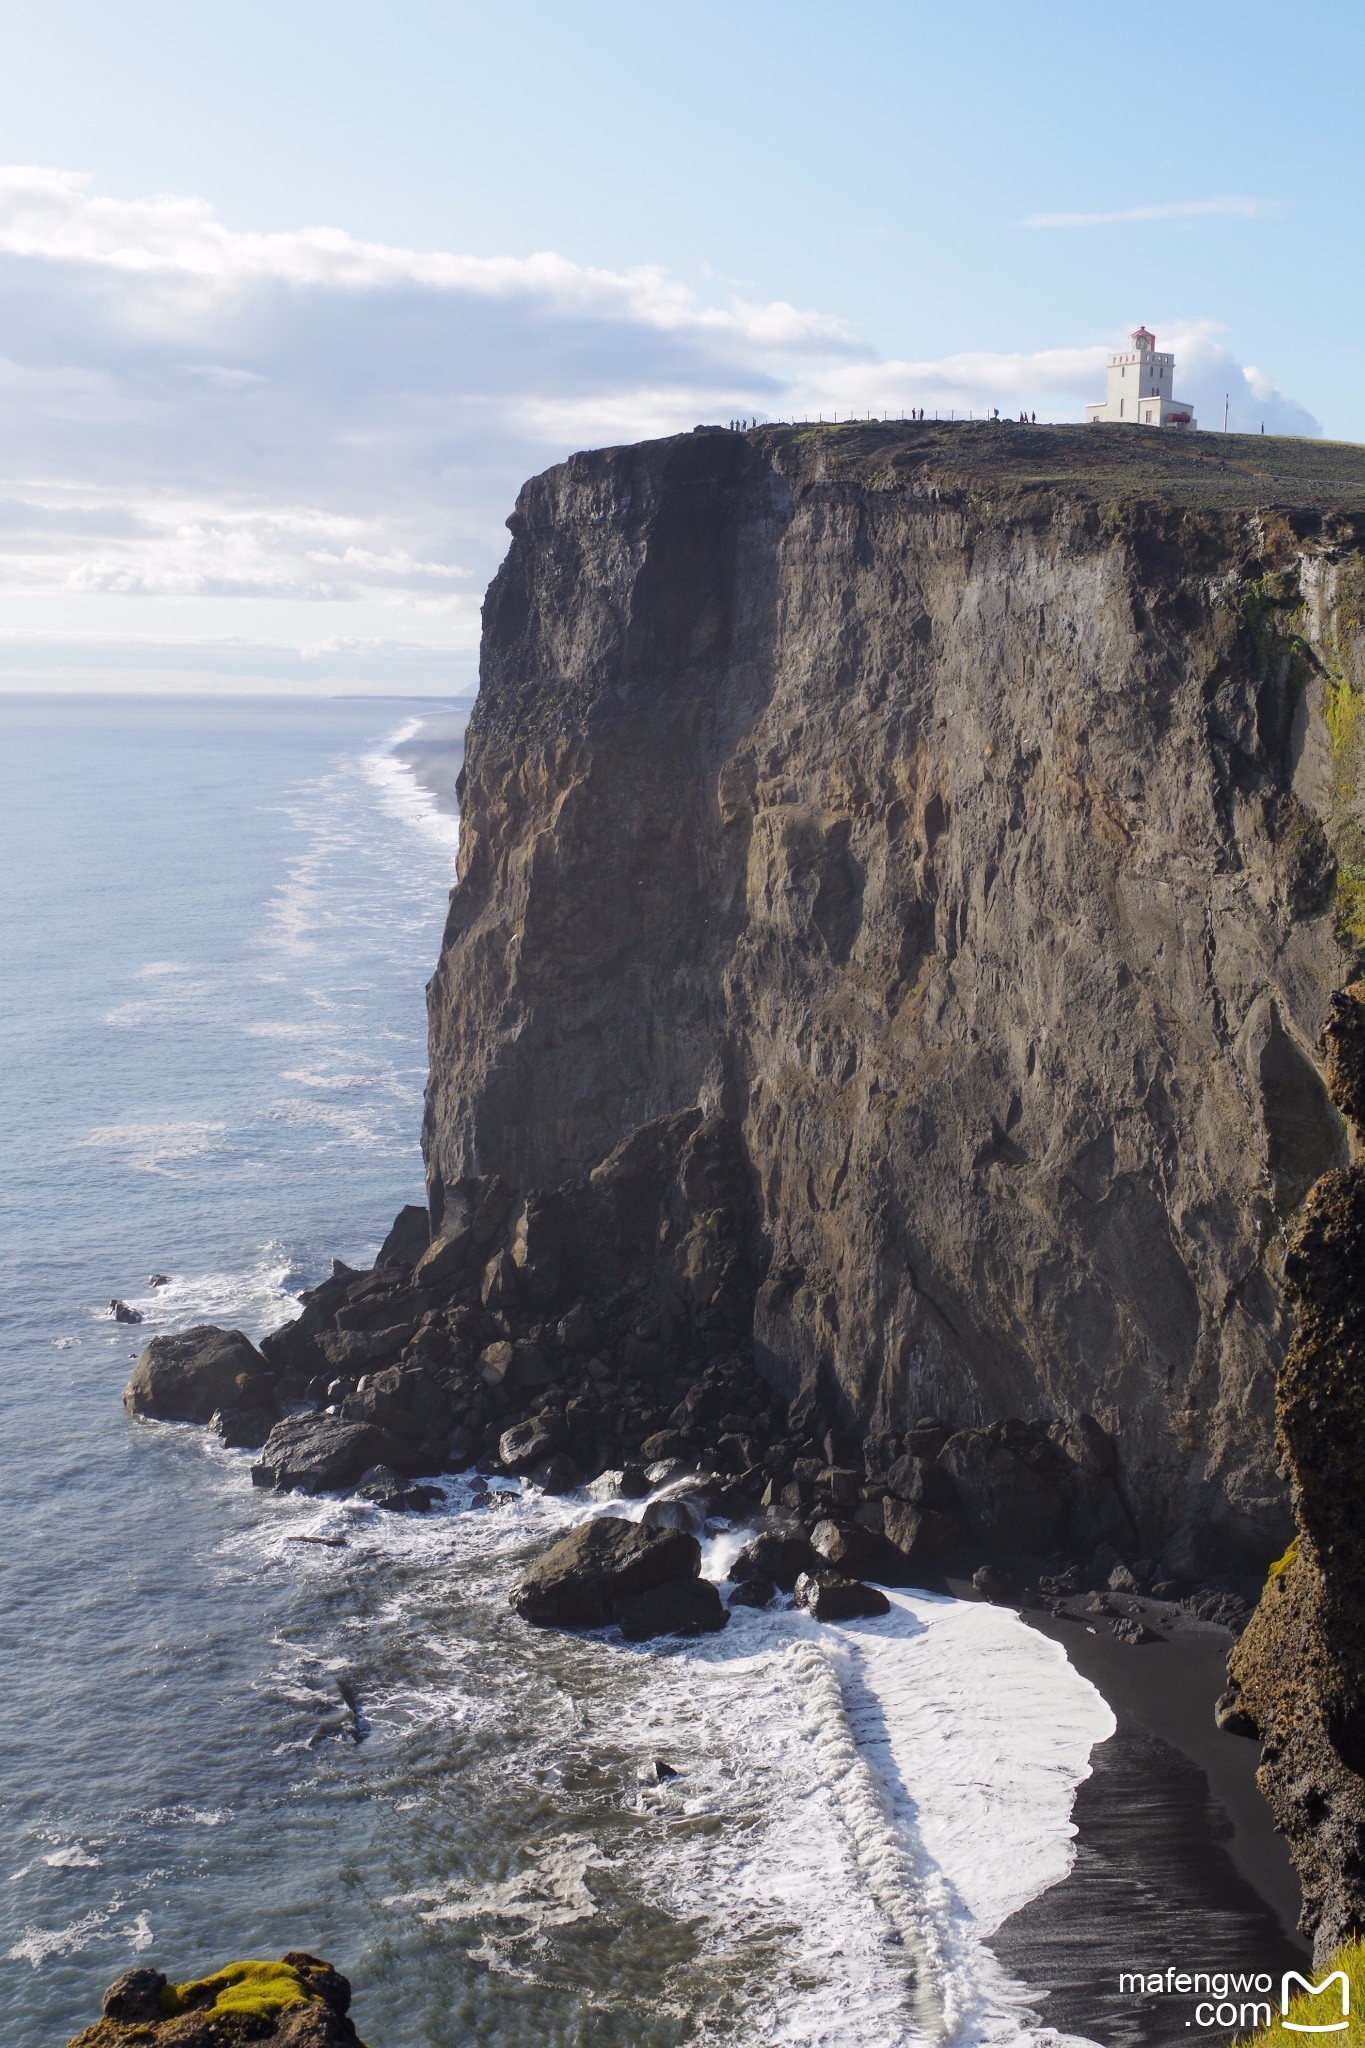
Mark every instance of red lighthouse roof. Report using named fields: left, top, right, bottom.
left=1131, top=325, right=1155, bottom=346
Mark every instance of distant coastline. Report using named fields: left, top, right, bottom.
left=393, top=706, right=472, bottom=820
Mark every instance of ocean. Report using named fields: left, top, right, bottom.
left=0, top=694, right=1117, bottom=2048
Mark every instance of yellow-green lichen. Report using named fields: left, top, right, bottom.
left=1267, top=1534, right=1299, bottom=1582
left=1232, top=1937, right=1365, bottom=2044
left=159, top=1959, right=321, bottom=2023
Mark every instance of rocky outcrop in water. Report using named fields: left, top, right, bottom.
left=424, top=420, right=1365, bottom=1572
left=1223, top=980, right=1365, bottom=1960
left=69, top=1953, right=366, bottom=2048
left=124, top=1326, right=274, bottom=1425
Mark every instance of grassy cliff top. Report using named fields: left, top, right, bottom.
left=738, top=418, right=1365, bottom=517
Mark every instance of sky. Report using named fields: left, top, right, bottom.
left=0, top=0, right=1360, bottom=696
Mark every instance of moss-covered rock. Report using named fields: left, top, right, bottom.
left=67, top=1952, right=368, bottom=2048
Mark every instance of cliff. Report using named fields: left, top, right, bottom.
left=424, top=418, right=1365, bottom=1573
left=1224, top=980, right=1365, bottom=1958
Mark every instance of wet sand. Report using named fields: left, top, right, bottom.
left=990, top=1603, right=1308, bottom=2046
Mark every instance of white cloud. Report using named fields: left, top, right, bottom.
left=1022, top=196, right=1273, bottom=229
left=0, top=169, right=1321, bottom=691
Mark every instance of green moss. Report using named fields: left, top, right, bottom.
left=1267, top=1534, right=1299, bottom=1582
left=1233, top=1937, right=1365, bottom=2043
left=159, top=1959, right=321, bottom=2022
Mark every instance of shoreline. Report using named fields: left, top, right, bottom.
left=987, top=1595, right=1308, bottom=2046
left=392, top=707, right=472, bottom=818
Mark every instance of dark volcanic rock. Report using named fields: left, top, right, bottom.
left=419, top=422, right=1365, bottom=1570
left=124, top=1326, right=273, bottom=1424
left=376, top=1202, right=430, bottom=1269
left=728, top=1572, right=776, bottom=1609
left=211, top=1404, right=279, bottom=1451
left=614, top=1577, right=727, bottom=1639
left=529, top=1451, right=585, bottom=1495
left=499, top=1416, right=565, bottom=1473
left=511, top=1515, right=700, bottom=1628
left=794, top=1569, right=890, bottom=1622
left=882, top=1498, right=961, bottom=1565
left=809, top=1517, right=905, bottom=1583
left=251, top=1414, right=395, bottom=1495
left=971, top=1564, right=1019, bottom=1605
left=355, top=1464, right=439, bottom=1512
left=71, top=1951, right=364, bottom=2048
left=110, top=1299, right=142, bottom=1325
left=731, top=1530, right=817, bottom=1591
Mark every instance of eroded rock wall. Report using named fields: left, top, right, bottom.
left=425, top=422, right=1365, bottom=1569
left=1225, top=982, right=1365, bottom=1958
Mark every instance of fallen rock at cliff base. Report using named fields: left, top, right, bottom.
left=69, top=1951, right=367, bottom=2048
left=124, top=1326, right=274, bottom=1425
left=376, top=1202, right=430, bottom=1269
left=251, top=1414, right=396, bottom=1495
left=731, top=1530, right=817, bottom=1591
left=211, top=1404, right=279, bottom=1451
left=614, top=1576, right=728, bottom=1639
left=971, top=1564, right=1019, bottom=1605
left=511, top=1515, right=700, bottom=1628
left=794, top=1569, right=890, bottom=1622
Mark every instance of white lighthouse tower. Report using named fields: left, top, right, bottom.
left=1086, top=327, right=1196, bottom=428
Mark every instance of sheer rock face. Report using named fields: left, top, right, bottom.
left=1225, top=983, right=1365, bottom=1959
left=424, top=421, right=1365, bottom=1571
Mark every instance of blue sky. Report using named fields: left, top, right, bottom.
left=0, top=0, right=1359, bottom=693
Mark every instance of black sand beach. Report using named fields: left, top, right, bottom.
left=395, top=706, right=472, bottom=816
left=991, top=1605, right=1308, bottom=2047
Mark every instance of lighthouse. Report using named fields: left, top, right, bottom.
left=1086, top=327, right=1196, bottom=428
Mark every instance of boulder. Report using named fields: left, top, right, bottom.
left=885, top=1454, right=959, bottom=1509
left=124, top=1325, right=273, bottom=1425
left=1112, top=1615, right=1159, bottom=1646
left=102, top=1968, right=166, bottom=2021
left=508, top=1340, right=559, bottom=1391
left=939, top=1430, right=1067, bottom=1551
left=640, top=1429, right=688, bottom=1463
left=259, top=1317, right=325, bottom=1383
left=731, top=1530, right=816, bottom=1592
left=355, top=1464, right=439, bottom=1512
left=614, top=1577, right=728, bottom=1639
left=413, top=1225, right=472, bottom=1293
left=794, top=1570, right=891, bottom=1622
left=376, top=1203, right=430, bottom=1269
left=971, top=1564, right=1019, bottom=1605
left=728, top=1573, right=776, bottom=1609
left=810, top=1517, right=905, bottom=1582
left=211, top=1404, right=279, bottom=1451
left=882, top=1499, right=962, bottom=1564
left=511, top=1515, right=700, bottom=1628
left=110, top=1299, right=143, bottom=1325
left=529, top=1451, right=585, bottom=1495
left=251, top=1414, right=394, bottom=1495
left=641, top=1497, right=697, bottom=1534
left=479, top=1340, right=515, bottom=1386
left=498, top=1416, right=565, bottom=1473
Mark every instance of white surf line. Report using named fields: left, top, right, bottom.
left=790, top=1632, right=950, bottom=2044
left=833, top=1590, right=1113, bottom=2047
